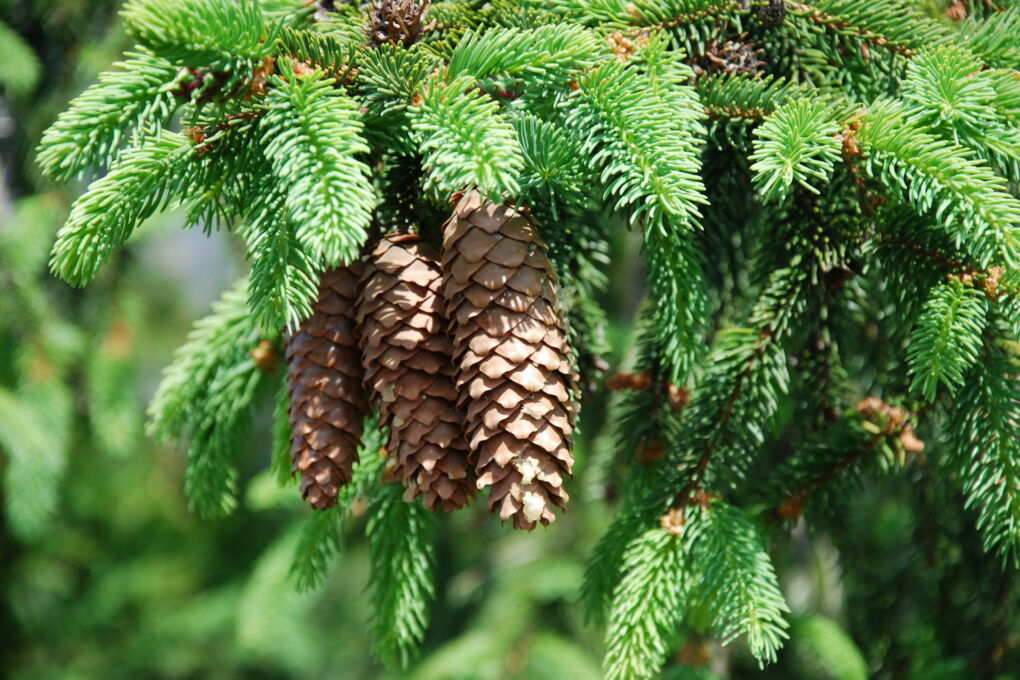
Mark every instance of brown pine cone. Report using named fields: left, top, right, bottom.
left=366, top=0, right=433, bottom=49
left=357, top=234, right=474, bottom=511
left=442, top=191, right=579, bottom=530
left=285, top=266, right=368, bottom=509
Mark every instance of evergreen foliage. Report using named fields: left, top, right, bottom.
left=148, top=280, right=276, bottom=516
left=366, top=480, right=438, bottom=668
left=19, top=0, right=1020, bottom=675
left=603, top=523, right=700, bottom=680
left=949, top=346, right=1020, bottom=563
left=260, top=59, right=376, bottom=267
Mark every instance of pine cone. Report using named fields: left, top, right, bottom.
left=366, top=0, right=433, bottom=49
left=357, top=234, right=474, bottom=511
left=285, top=266, right=368, bottom=509
left=691, top=35, right=765, bottom=77
left=442, top=191, right=578, bottom=530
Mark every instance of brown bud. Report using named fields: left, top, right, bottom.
left=103, top=318, right=134, bottom=358
left=777, top=494, right=805, bottom=520
left=855, top=396, right=885, bottom=417
left=900, top=425, right=925, bottom=454
left=689, top=489, right=718, bottom=509
left=984, top=266, right=1005, bottom=299
left=667, top=383, right=691, bottom=411
left=679, top=640, right=713, bottom=668
left=636, top=438, right=665, bottom=464
left=660, top=507, right=686, bottom=535
left=947, top=1, right=968, bottom=21
left=250, top=339, right=278, bottom=373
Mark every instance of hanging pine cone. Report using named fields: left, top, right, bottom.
left=442, top=191, right=578, bottom=530
left=366, top=0, right=433, bottom=49
left=357, top=234, right=474, bottom=511
left=285, top=266, right=368, bottom=509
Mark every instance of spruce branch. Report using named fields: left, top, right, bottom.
left=567, top=59, right=710, bottom=378
left=512, top=114, right=590, bottom=211
left=49, top=132, right=199, bottom=286
left=410, top=73, right=524, bottom=199
left=764, top=401, right=923, bottom=520
left=0, top=19, right=40, bottom=97
left=583, top=463, right=671, bottom=625
left=948, top=345, right=1020, bottom=564
left=567, top=60, right=707, bottom=232
left=907, top=278, right=989, bottom=401
left=240, top=189, right=323, bottom=333
left=645, top=238, right=708, bottom=382
left=260, top=59, right=376, bottom=267
left=359, top=45, right=441, bottom=146
left=276, top=25, right=359, bottom=75
left=531, top=0, right=742, bottom=31
left=693, top=501, right=790, bottom=666
left=122, top=0, right=277, bottom=66
left=603, top=519, right=703, bottom=680
left=902, top=46, right=1020, bottom=179
left=148, top=281, right=274, bottom=517
left=669, top=265, right=809, bottom=507
left=694, top=72, right=860, bottom=149
left=958, top=6, right=1020, bottom=69
left=987, top=67, right=1020, bottom=127
left=750, top=98, right=843, bottom=202
left=783, top=0, right=952, bottom=57
left=0, top=381, right=73, bottom=541
left=857, top=100, right=1020, bottom=268
left=367, top=482, right=438, bottom=668
left=36, top=50, right=182, bottom=181
left=447, top=23, right=603, bottom=87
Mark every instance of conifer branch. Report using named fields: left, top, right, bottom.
left=49, top=132, right=199, bottom=286
left=907, top=278, right=989, bottom=401
left=276, top=26, right=359, bottom=75
left=240, top=189, right=323, bottom=333
left=784, top=0, right=952, bottom=57
left=948, top=346, right=1020, bottom=564
left=603, top=520, right=702, bottom=680
left=750, top=99, right=843, bottom=202
left=669, top=265, right=808, bottom=507
left=857, top=100, right=1020, bottom=268
left=122, top=0, right=278, bottom=66
left=260, top=59, right=376, bottom=266
left=367, top=482, right=438, bottom=668
left=36, top=50, right=182, bottom=180
left=532, top=0, right=742, bottom=31
left=693, top=501, right=789, bottom=666
left=958, top=6, right=1020, bottom=69
left=411, top=73, right=524, bottom=199
left=0, top=19, right=40, bottom=97
left=0, top=381, right=73, bottom=540
left=765, top=401, right=923, bottom=520
left=568, top=60, right=706, bottom=232
left=447, top=23, right=603, bottom=86
left=148, top=281, right=274, bottom=516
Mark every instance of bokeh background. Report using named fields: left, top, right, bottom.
left=1, top=2, right=1016, bottom=679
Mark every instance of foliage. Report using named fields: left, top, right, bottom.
left=4, top=0, right=1020, bottom=678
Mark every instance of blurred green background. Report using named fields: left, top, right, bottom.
left=1, top=2, right=1016, bottom=679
